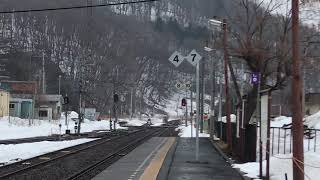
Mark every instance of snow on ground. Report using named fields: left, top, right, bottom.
left=271, top=116, right=292, bottom=127
left=0, top=112, right=126, bottom=140
left=233, top=151, right=320, bottom=180
left=304, top=111, right=320, bottom=129
left=234, top=111, right=320, bottom=180
left=0, top=138, right=96, bottom=166
left=269, top=111, right=320, bottom=128
left=176, top=123, right=210, bottom=137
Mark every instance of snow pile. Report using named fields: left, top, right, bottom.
left=271, top=116, right=292, bottom=128
left=221, top=114, right=237, bottom=123
left=0, top=112, right=126, bottom=140
left=0, top=138, right=96, bottom=166
left=233, top=152, right=320, bottom=180
left=176, top=123, right=210, bottom=137
left=304, top=111, right=320, bottom=129
left=119, top=118, right=146, bottom=126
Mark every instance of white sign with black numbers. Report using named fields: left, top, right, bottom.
left=186, top=49, right=202, bottom=67
left=175, top=82, right=183, bottom=89
left=185, top=81, right=192, bottom=89
left=168, top=51, right=184, bottom=67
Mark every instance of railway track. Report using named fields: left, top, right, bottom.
left=0, top=126, right=175, bottom=180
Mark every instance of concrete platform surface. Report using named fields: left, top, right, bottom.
left=92, top=137, right=175, bottom=180
left=162, top=138, right=243, bottom=180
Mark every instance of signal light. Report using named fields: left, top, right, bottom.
left=181, top=98, right=187, bottom=107
left=113, top=94, right=119, bottom=103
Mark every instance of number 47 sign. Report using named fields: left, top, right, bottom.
left=168, top=49, right=202, bottom=67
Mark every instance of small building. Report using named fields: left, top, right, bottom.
left=9, top=94, right=34, bottom=119
left=0, top=90, right=10, bottom=117
left=35, top=94, right=63, bottom=120
left=0, top=81, right=37, bottom=119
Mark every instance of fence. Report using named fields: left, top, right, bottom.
left=214, top=122, right=320, bottom=156
left=267, top=126, right=320, bottom=155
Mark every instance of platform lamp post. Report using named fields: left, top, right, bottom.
left=204, top=46, right=215, bottom=138
left=209, top=18, right=232, bottom=150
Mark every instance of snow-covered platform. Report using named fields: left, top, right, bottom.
left=93, top=137, right=244, bottom=180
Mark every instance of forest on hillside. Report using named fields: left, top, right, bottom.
left=0, top=0, right=319, bottom=116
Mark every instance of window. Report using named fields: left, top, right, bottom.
left=9, top=104, right=15, bottom=109
left=39, top=110, right=48, bottom=117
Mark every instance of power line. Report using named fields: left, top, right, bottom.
left=0, top=0, right=159, bottom=14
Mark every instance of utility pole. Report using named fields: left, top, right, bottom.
left=223, top=19, right=232, bottom=150
left=42, top=52, right=46, bottom=94
left=292, top=0, right=304, bottom=180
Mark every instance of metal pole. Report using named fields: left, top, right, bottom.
left=65, top=94, right=68, bottom=126
left=78, top=86, right=82, bottom=134
left=200, top=60, right=205, bottom=133
left=210, top=54, right=215, bottom=138
left=185, top=90, right=188, bottom=127
left=77, top=63, right=83, bottom=134
left=196, top=62, right=200, bottom=161
left=223, top=19, right=232, bottom=150
left=191, top=89, right=193, bottom=138
left=130, top=87, right=133, bottom=120
left=266, top=91, right=271, bottom=180
left=258, top=74, right=262, bottom=178
left=302, top=67, right=305, bottom=116
left=292, top=0, right=304, bottom=179
left=42, top=52, right=46, bottom=94
left=58, top=75, right=61, bottom=95
left=218, top=73, right=223, bottom=139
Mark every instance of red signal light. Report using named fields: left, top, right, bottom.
left=181, top=98, right=187, bottom=107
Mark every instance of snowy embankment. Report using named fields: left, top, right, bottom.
left=0, top=112, right=126, bottom=140
left=233, top=152, right=320, bottom=180
left=0, top=111, right=168, bottom=166
left=233, top=111, right=320, bottom=180
left=0, top=138, right=96, bottom=166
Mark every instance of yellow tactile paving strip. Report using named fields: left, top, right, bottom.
left=139, top=137, right=176, bottom=180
